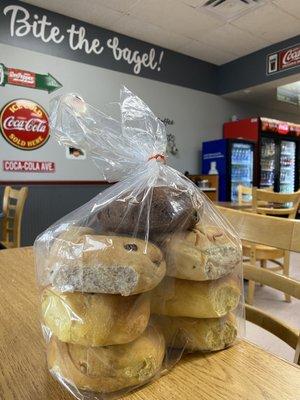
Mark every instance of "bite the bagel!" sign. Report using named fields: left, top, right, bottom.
left=0, top=99, right=50, bottom=150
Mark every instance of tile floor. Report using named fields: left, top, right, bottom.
left=245, top=252, right=300, bottom=362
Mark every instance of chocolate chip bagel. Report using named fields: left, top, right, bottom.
left=48, top=232, right=166, bottom=295
left=97, top=186, right=202, bottom=235
left=48, top=325, right=165, bottom=393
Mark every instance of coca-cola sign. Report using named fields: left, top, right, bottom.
left=3, top=160, right=55, bottom=172
left=281, top=47, right=300, bottom=69
left=267, top=44, right=300, bottom=75
left=0, top=99, right=50, bottom=150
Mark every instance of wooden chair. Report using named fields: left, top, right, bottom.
left=217, top=206, right=300, bottom=364
left=252, top=188, right=300, bottom=218
left=1, top=186, right=28, bottom=248
left=242, top=188, right=300, bottom=304
left=237, top=184, right=252, bottom=205
left=237, top=185, right=273, bottom=207
left=244, top=264, right=300, bottom=365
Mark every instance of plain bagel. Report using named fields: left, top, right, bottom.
left=151, top=276, right=241, bottom=318
left=152, top=313, right=237, bottom=352
left=48, top=234, right=166, bottom=295
left=42, top=287, right=150, bottom=346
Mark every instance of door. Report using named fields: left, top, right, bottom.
left=260, top=137, right=276, bottom=190
left=202, top=139, right=227, bottom=201
left=279, top=140, right=296, bottom=193
left=230, top=141, right=254, bottom=202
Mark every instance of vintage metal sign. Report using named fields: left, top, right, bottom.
left=3, top=160, right=55, bottom=172
left=0, top=63, right=62, bottom=93
left=0, top=99, right=50, bottom=150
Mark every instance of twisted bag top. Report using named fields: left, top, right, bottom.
left=50, top=86, right=167, bottom=182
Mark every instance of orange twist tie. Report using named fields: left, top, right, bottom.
left=148, top=154, right=166, bottom=164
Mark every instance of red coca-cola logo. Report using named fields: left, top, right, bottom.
left=280, top=46, right=300, bottom=69
left=0, top=99, right=50, bottom=150
left=278, top=123, right=289, bottom=134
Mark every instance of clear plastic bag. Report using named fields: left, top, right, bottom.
left=34, top=87, right=244, bottom=400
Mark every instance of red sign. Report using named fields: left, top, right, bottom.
left=278, top=123, right=289, bottom=135
left=267, top=44, right=300, bottom=75
left=3, top=160, right=55, bottom=173
left=280, top=46, right=300, bottom=71
left=261, top=117, right=300, bottom=136
left=7, top=68, right=36, bottom=88
left=0, top=99, right=50, bottom=150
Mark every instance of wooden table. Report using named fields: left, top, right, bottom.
left=1, top=248, right=300, bottom=400
left=214, top=201, right=252, bottom=210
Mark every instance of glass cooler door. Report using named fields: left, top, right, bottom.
left=260, top=137, right=276, bottom=190
left=230, top=142, right=253, bottom=202
left=280, top=140, right=296, bottom=193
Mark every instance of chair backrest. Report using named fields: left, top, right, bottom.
left=252, top=188, right=300, bottom=218
left=2, top=186, right=28, bottom=248
left=237, top=185, right=252, bottom=205
left=244, top=264, right=300, bottom=364
left=217, top=206, right=300, bottom=364
left=218, top=206, right=300, bottom=251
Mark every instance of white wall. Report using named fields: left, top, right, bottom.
left=1, top=42, right=299, bottom=180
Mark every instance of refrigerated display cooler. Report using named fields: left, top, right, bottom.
left=224, top=117, right=300, bottom=194
left=202, top=139, right=255, bottom=201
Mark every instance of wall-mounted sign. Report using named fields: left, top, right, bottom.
left=3, top=160, right=55, bottom=172
left=0, top=99, right=50, bottom=150
left=0, top=1, right=218, bottom=94
left=267, top=44, right=300, bottom=75
left=0, top=63, right=62, bottom=93
left=160, top=116, right=178, bottom=155
left=2, top=4, right=164, bottom=76
left=277, top=123, right=289, bottom=135
left=261, top=117, right=300, bottom=136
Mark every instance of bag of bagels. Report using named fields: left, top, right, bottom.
left=34, top=87, right=244, bottom=399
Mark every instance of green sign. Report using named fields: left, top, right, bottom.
left=0, top=63, right=62, bottom=93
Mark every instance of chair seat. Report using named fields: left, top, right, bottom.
left=242, top=241, right=284, bottom=260
left=0, top=241, right=13, bottom=249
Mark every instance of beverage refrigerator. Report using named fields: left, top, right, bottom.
left=202, top=138, right=255, bottom=202
left=223, top=117, right=300, bottom=194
